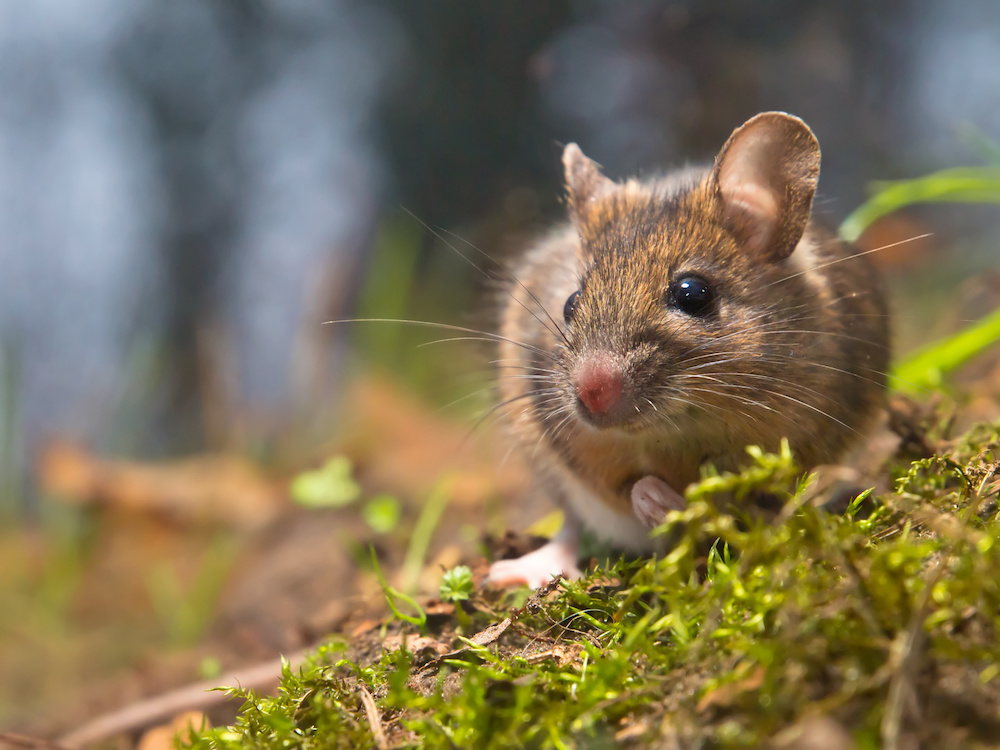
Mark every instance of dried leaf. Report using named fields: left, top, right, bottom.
left=696, top=666, right=766, bottom=712
left=39, top=441, right=284, bottom=528
left=382, top=634, right=450, bottom=657
left=137, top=711, right=208, bottom=750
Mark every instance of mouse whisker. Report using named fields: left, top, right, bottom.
left=325, top=318, right=557, bottom=362
left=751, top=327, right=893, bottom=349
left=686, top=372, right=846, bottom=413
left=679, top=385, right=833, bottom=448
left=764, top=232, right=931, bottom=290
left=713, top=353, right=894, bottom=389
left=491, top=360, right=563, bottom=376
left=679, top=385, right=776, bottom=414
left=494, top=374, right=558, bottom=384
left=470, top=387, right=562, bottom=435
left=684, top=360, right=857, bottom=402
left=534, top=410, right=577, bottom=459
left=417, top=335, right=531, bottom=350
left=748, top=386, right=860, bottom=435
left=401, top=207, right=571, bottom=347
left=436, top=387, right=501, bottom=415
left=432, top=221, right=573, bottom=348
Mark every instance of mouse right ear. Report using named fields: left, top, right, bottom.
left=563, top=143, right=616, bottom=229
left=711, top=112, right=821, bottom=262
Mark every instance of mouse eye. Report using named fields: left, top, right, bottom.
left=667, top=275, right=715, bottom=316
left=563, top=290, right=582, bottom=324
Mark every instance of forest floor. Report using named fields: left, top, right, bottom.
left=3, top=349, right=1000, bottom=748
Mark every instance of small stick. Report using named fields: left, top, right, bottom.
left=59, top=650, right=308, bottom=749
left=357, top=684, right=389, bottom=750
left=0, top=733, right=74, bottom=750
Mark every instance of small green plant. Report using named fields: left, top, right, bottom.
left=439, top=565, right=474, bottom=604
left=705, top=540, right=733, bottom=583
left=184, top=644, right=366, bottom=750
left=440, top=564, right=474, bottom=630
left=362, top=493, right=402, bottom=534
left=370, top=546, right=426, bottom=634
left=289, top=456, right=361, bottom=509
left=144, top=536, right=239, bottom=648
left=687, top=439, right=800, bottom=504
left=400, top=476, right=452, bottom=593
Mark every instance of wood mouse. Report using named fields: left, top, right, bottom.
left=488, top=112, right=889, bottom=588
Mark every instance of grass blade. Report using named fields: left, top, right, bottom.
left=891, top=307, right=1000, bottom=394
left=840, top=167, right=1000, bottom=242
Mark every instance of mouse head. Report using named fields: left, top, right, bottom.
left=555, top=113, right=824, bottom=435
left=563, top=112, right=819, bottom=261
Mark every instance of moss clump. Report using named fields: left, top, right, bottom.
left=185, top=420, right=1000, bottom=749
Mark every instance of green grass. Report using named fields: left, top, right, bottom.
left=839, top=167, right=1000, bottom=244
left=183, top=420, right=1000, bottom=748
left=891, top=306, right=1000, bottom=394
left=843, top=162, right=1000, bottom=393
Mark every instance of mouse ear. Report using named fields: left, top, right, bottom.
left=711, top=112, right=820, bottom=262
left=563, top=143, right=616, bottom=227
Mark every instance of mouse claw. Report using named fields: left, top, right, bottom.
left=487, top=538, right=582, bottom=590
left=631, top=475, right=687, bottom=528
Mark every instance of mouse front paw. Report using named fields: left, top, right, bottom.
left=486, top=538, right=582, bottom=589
left=631, top=475, right=687, bottom=528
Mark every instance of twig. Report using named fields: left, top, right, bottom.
left=357, top=684, right=389, bottom=750
left=0, top=733, right=74, bottom=750
left=59, top=650, right=308, bottom=748
left=881, top=560, right=938, bottom=750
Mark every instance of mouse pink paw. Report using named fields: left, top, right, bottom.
left=486, top=539, right=582, bottom=589
left=631, top=475, right=687, bottom=528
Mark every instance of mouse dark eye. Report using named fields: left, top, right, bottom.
left=563, top=290, right=581, bottom=324
left=667, top=275, right=715, bottom=317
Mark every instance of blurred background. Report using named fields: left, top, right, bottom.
left=2, top=0, right=1000, bottom=739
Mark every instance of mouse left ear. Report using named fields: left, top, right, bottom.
left=563, top=143, right=616, bottom=228
left=711, top=112, right=820, bottom=262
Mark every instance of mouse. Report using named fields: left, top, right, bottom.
left=487, top=111, right=890, bottom=588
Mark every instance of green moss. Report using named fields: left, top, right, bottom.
left=185, top=419, right=1000, bottom=749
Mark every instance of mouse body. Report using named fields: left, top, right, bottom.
left=489, top=112, right=889, bottom=588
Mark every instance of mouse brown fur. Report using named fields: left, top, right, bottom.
left=488, top=112, right=889, bottom=587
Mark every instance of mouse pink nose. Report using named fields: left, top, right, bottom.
left=574, top=356, right=624, bottom=415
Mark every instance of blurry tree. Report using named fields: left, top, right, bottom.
left=111, top=0, right=398, bottom=451
left=375, top=1, right=573, bottom=227
left=114, top=1, right=257, bottom=447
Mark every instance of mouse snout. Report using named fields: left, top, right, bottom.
left=573, top=354, right=624, bottom=416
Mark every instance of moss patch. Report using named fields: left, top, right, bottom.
left=184, top=417, right=1000, bottom=749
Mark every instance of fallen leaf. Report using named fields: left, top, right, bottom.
left=615, top=719, right=651, bottom=742
left=423, top=600, right=457, bottom=617
left=771, top=714, right=856, bottom=750
left=39, top=441, right=285, bottom=528
left=137, top=711, right=208, bottom=750
left=696, top=666, right=766, bottom=712
left=468, top=617, right=512, bottom=647
left=523, top=643, right=584, bottom=667
left=350, top=619, right=382, bottom=639
left=382, top=634, right=450, bottom=657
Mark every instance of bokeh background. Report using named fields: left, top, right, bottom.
left=2, top=0, right=1000, bottom=738
left=5, top=0, right=1000, bottom=464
